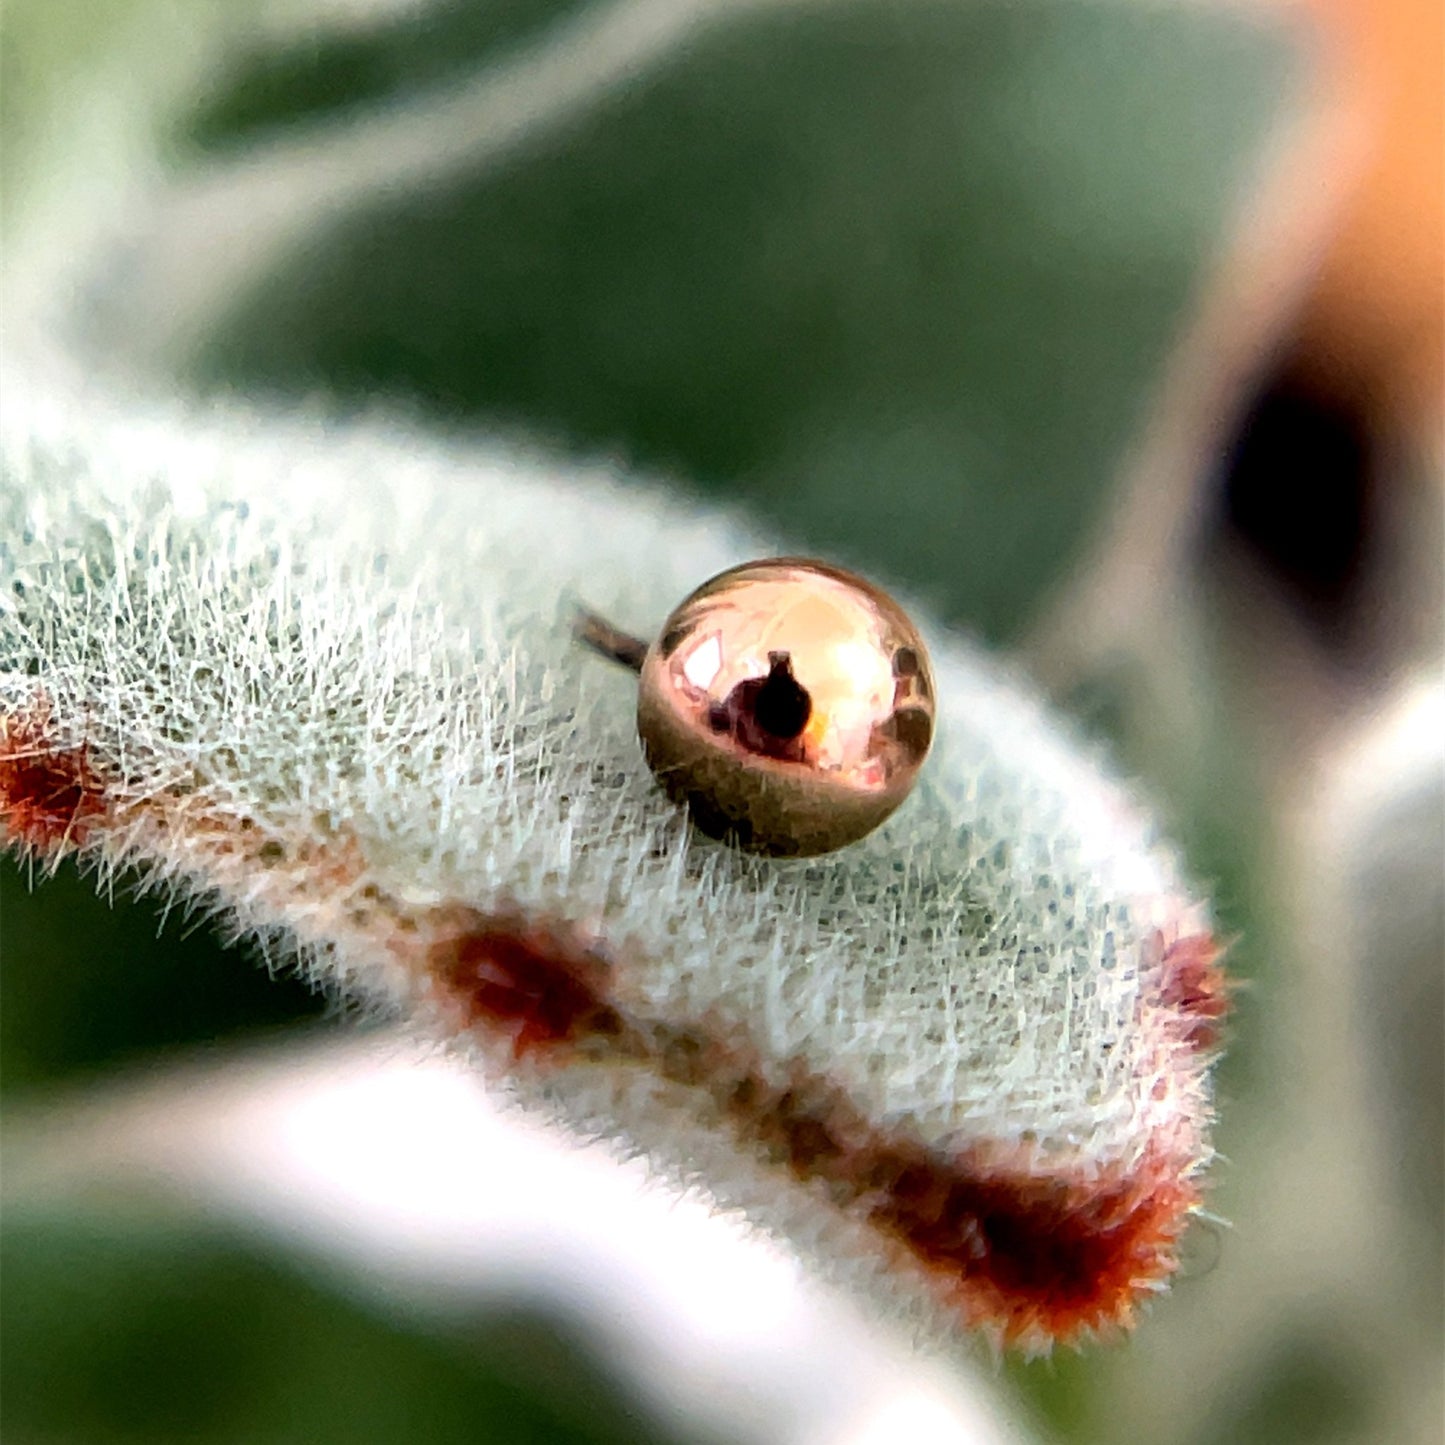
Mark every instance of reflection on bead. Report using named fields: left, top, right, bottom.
left=633, top=559, right=935, bottom=855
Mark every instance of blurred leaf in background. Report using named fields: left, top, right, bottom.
left=187, top=0, right=1287, bottom=644
left=2, top=1199, right=692, bottom=1445
left=1, top=862, right=330, bottom=1093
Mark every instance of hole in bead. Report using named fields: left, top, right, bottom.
left=751, top=653, right=811, bottom=741
left=717, top=652, right=812, bottom=761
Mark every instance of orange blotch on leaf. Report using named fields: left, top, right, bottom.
left=429, top=914, right=627, bottom=1058
left=0, top=699, right=109, bottom=854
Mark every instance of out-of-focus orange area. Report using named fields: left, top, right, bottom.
left=1292, top=0, right=1443, bottom=429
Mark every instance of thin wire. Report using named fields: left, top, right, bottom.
left=573, top=607, right=648, bottom=673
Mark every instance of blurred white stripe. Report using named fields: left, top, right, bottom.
left=6, top=1032, right=1033, bottom=1445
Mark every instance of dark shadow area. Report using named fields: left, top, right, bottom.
left=1, top=859, right=331, bottom=1093
left=1215, top=361, right=1378, bottom=652
left=0, top=1204, right=693, bottom=1445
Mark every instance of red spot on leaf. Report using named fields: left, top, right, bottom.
left=726, top=1066, right=1195, bottom=1347
left=426, top=906, right=1203, bottom=1346
left=430, top=917, right=627, bottom=1057
left=863, top=1142, right=1195, bottom=1345
left=1156, top=932, right=1231, bottom=1051
left=0, top=700, right=108, bottom=854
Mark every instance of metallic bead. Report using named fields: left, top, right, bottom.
left=579, top=559, right=935, bottom=856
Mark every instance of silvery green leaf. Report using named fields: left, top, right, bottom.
left=2, top=367, right=1224, bottom=1350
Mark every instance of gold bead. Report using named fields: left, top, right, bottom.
left=633, top=559, right=935, bottom=856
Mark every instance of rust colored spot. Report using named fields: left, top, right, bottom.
left=1156, top=932, right=1231, bottom=1052
left=424, top=905, right=1203, bottom=1345
left=720, top=1062, right=1194, bottom=1346
left=430, top=917, right=627, bottom=1058
left=864, top=1143, right=1194, bottom=1343
left=0, top=700, right=108, bottom=853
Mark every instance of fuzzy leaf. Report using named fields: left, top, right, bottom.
left=1, top=368, right=1223, bottom=1351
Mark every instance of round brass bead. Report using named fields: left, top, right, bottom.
left=636, top=559, right=935, bottom=856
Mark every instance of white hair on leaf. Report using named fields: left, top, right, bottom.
left=1, top=366, right=1225, bottom=1354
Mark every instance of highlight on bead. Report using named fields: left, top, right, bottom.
left=579, top=558, right=936, bottom=856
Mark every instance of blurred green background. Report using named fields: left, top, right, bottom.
left=3, top=0, right=1441, bottom=1441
